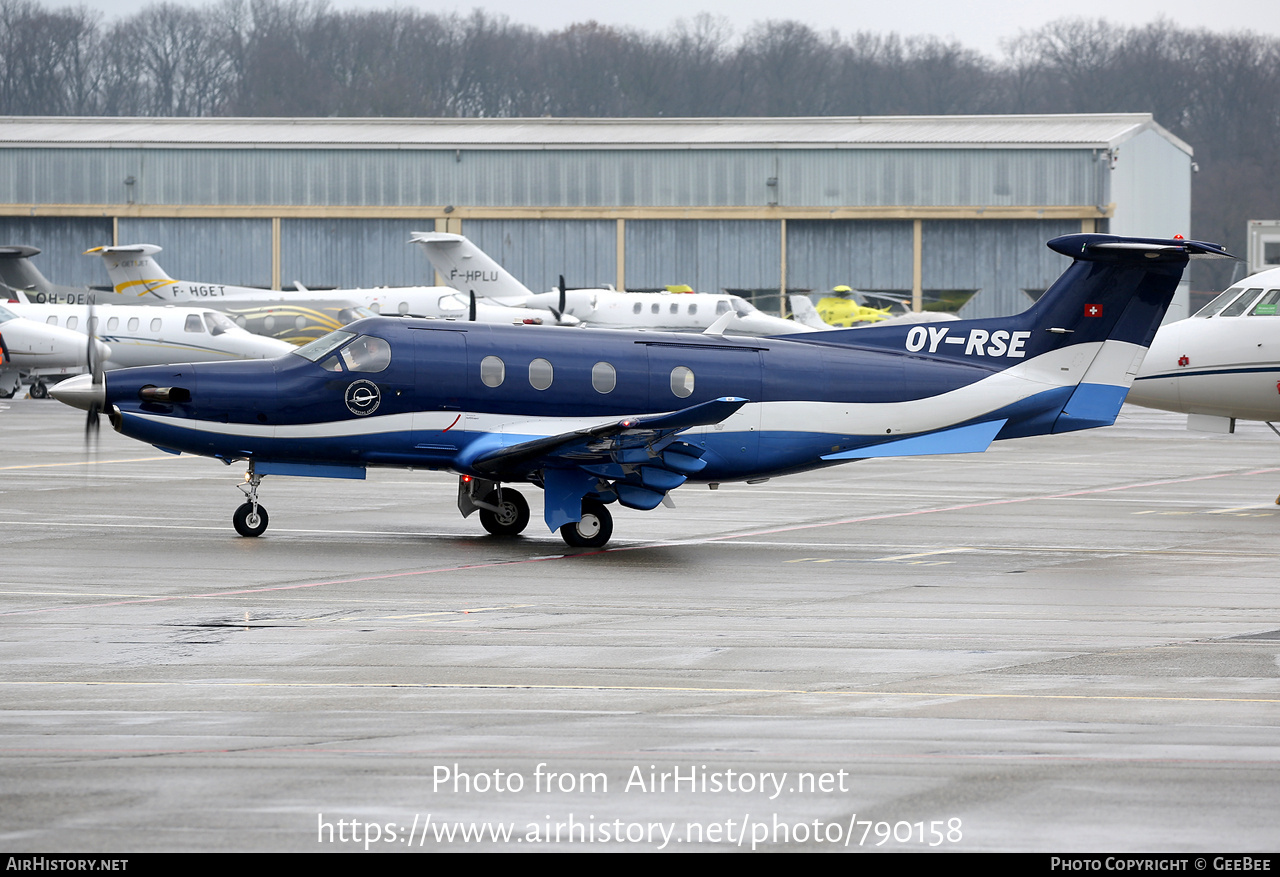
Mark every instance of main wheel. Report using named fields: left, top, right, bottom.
left=233, top=502, right=269, bottom=537
left=479, top=488, right=530, bottom=536
left=559, top=499, right=613, bottom=548
left=29, top=381, right=48, bottom=399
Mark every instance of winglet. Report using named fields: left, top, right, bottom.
left=703, top=311, right=736, bottom=336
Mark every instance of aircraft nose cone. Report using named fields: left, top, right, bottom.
left=49, top=373, right=105, bottom=412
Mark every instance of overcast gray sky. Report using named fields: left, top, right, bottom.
left=58, top=0, right=1280, bottom=57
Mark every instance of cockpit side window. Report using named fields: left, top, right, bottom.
left=438, top=294, right=467, bottom=314
left=340, top=335, right=392, bottom=373
left=204, top=312, right=236, bottom=334
left=1219, top=288, right=1264, bottom=317
left=1249, top=290, right=1280, bottom=315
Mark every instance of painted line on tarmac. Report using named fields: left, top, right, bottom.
left=632, top=466, right=1280, bottom=547
left=0, top=455, right=189, bottom=469
left=2, top=678, right=1279, bottom=705
left=0, top=554, right=571, bottom=618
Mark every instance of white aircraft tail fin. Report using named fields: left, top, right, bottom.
left=787, top=294, right=829, bottom=329
left=410, top=232, right=534, bottom=305
left=84, top=244, right=176, bottom=299
left=0, top=245, right=54, bottom=294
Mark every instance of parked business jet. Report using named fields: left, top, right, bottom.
left=87, top=244, right=574, bottom=335
left=412, top=232, right=811, bottom=336
left=7, top=300, right=292, bottom=381
left=0, top=303, right=108, bottom=397
left=51, top=234, right=1229, bottom=547
left=1128, top=266, right=1280, bottom=436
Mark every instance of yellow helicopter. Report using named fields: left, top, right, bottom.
left=814, top=286, right=894, bottom=327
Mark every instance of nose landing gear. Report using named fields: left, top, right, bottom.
left=233, top=464, right=268, bottom=537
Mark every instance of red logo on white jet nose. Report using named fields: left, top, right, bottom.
left=1178, top=355, right=1190, bottom=367
left=1085, top=304, right=1103, bottom=317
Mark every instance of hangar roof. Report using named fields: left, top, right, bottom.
left=0, top=113, right=1190, bottom=154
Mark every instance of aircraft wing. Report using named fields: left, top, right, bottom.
left=465, top=396, right=746, bottom=531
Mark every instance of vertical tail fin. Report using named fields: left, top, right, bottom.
left=410, top=232, right=534, bottom=305
left=796, top=234, right=1235, bottom=433
left=0, top=246, right=54, bottom=294
left=84, top=244, right=176, bottom=299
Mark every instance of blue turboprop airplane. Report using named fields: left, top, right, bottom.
left=50, top=234, right=1230, bottom=548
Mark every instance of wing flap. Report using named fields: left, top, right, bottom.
left=471, top=396, right=746, bottom=475
left=468, top=396, right=748, bottom=532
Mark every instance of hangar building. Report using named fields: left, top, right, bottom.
left=0, top=114, right=1192, bottom=319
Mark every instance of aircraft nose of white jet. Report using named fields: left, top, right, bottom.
left=251, top=336, right=295, bottom=358
left=92, top=339, right=113, bottom=364
left=49, top=373, right=105, bottom=412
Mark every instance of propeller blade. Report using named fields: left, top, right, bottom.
left=469, top=290, right=477, bottom=322
left=84, top=299, right=104, bottom=446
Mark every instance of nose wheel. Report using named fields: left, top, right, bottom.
left=559, top=498, right=613, bottom=548
left=233, top=464, right=269, bottom=537
left=233, top=502, right=269, bottom=537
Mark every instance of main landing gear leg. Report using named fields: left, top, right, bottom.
left=559, top=498, right=613, bottom=549
left=458, top=476, right=531, bottom=537
left=478, top=487, right=531, bottom=537
left=233, top=463, right=269, bottom=537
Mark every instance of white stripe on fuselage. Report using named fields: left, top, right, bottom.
left=121, top=341, right=1140, bottom=445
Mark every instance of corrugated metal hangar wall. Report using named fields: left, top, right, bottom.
left=0, top=115, right=1192, bottom=319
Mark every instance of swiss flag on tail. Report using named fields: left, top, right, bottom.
left=1084, top=303, right=1103, bottom=318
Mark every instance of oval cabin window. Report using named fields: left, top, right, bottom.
left=670, top=366, right=694, bottom=398
left=528, top=358, right=554, bottom=391
left=591, top=362, right=616, bottom=394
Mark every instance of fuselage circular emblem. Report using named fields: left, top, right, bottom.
left=344, top=379, right=381, bottom=416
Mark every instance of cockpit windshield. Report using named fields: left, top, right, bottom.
left=0, top=304, right=16, bottom=324
left=1193, top=288, right=1241, bottom=318
left=293, top=329, right=355, bottom=362
left=1219, top=288, right=1264, bottom=317
left=292, top=330, right=391, bottom=374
